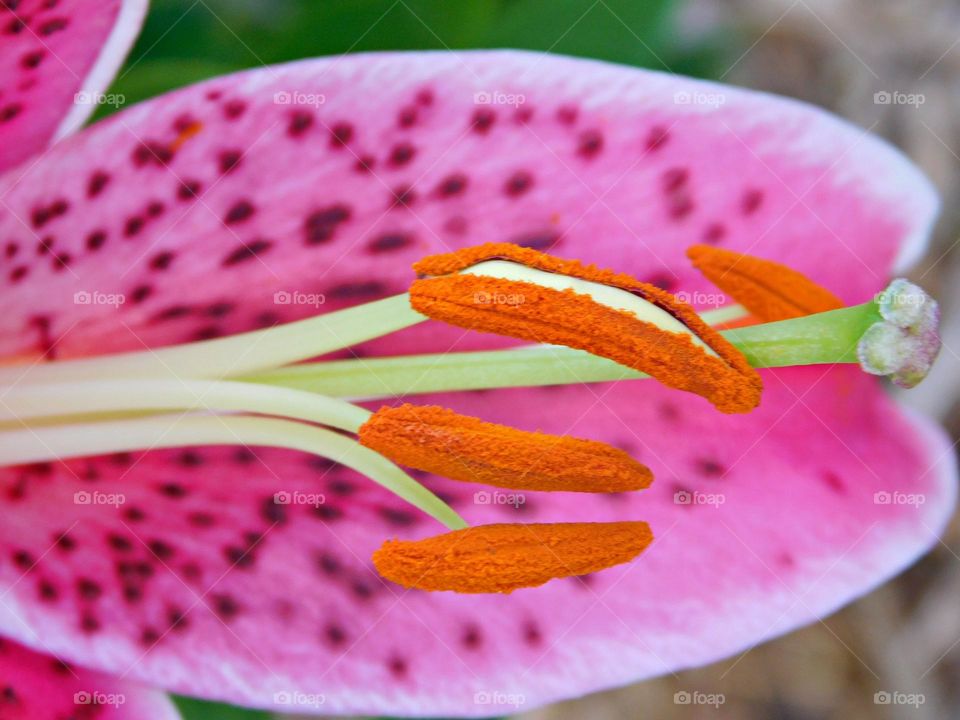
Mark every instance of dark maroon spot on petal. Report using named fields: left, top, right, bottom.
left=36, top=237, right=54, bottom=256
left=415, top=88, right=434, bottom=106
left=556, top=105, right=578, bottom=125
left=223, top=99, right=247, bottom=119
left=206, top=301, right=233, bottom=318
left=328, top=281, right=385, bottom=299
left=4, top=16, right=25, bottom=35
left=124, top=215, right=145, bottom=238
left=85, top=171, right=110, bottom=199
left=523, top=620, right=542, bottom=646
left=436, top=173, right=468, bottom=198
left=668, top=193, right=694, bottom=220
left=471, top=108, right=496, bottom=134
left=54, top=531, right=75, bottom=552
left=30, top=199, right=68, bottom=228
left=140, top=627, right=161, bottom=646
left=81, top=230, right=105, bottom=253
left=205, top=89, right=222, bottom=101
left=225, top=545, right=255, bottom=568
left=505, top=170, right=533, bottom=197
left=20, top=49, right=43, bottom=69
left=159, top=482, right=188, bottom=499
left=512, top=231, right=559, bottom=250
left=218, top=149, right=243, bottom=173
left=188, top=511, right=215, bottom=528
left=38, top=16, right=67, bottom=34
left=645, top=125, right=670, bottom=152
left=76, top=578, right=101, bottom=600
left=151, top=305, right=190, bottom=322
left=37, top=578, right=58, bottom=602
left=224, top=199, right=255, bottom=224
left=514, top=106, right=534, bottom=124
left=149, top=251, right=175, bottom=271
left=821, top=471, right=846, bottom=495
left=577, top=129, right=604, bottom=158
left=304, top=204, right=351, bottom=245
left=4, top=242, right=17, bottom=259
left=52, top=252, right=71, bottom=271
left=461, top=624, right=482, bottom=650
left=11, top=550, right=33, bottom=571
left=369, top=232, right=413, bottom=253
left=146, top=201, right=165, bottom=218
left=388, top=656, right=408, bottom=678
left=330, top=122, right=354, bottom=148
left=177, top=179, right=202, bottom=201
left=644, top=272, right=677, bottom=293
left=7, top=265, right=25, bottom=283
left=172, top=113, right=196, bottom=133
left=663, top=167, right=688, bottom=192
left=741, top=188, right=764, bottom=215
left=178, top=454, right=202, bottom=470
left=703, top=222, right=726, bottom=244
left=192, top=325, right=222, bottom=341
left=211, top=593, right=240, bottom=621
left=696, top=458, right=726, bottom=478
left=147, top=540, right=175, bottom=560
left=354, top=154, right=376, bottom=173
left=168, top=606, right=189, bottom=631
left=222, top=238, right=272, bottom=266
left=132, top=140, right=173, bottom=168
left=130, top=284, right=152, bottom=304
left=388, top=142, right=415, bottom=167
left=397, top=106, right=418, bottom=128
left=234, top=447, right=257, bottom=464
left=287, top=110, right=313, bottom=137
left=80, top=613, right=101, bottom=633
left=123, top=585, right=143, bottom=603
left=324, top=622, right=348, bottom=647
left=316, top=552, right=342, bottom=577
left=312, top=504, right=343, bottom=521
left=390, top=185, right=416, bottom=208
left=379, top=507, right=417, bottom=526
left=261, top=496, right=287, bottom=525
left=107, top=534, right=133, bottom=553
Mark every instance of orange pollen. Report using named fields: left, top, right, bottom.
left=687, top=244, right=844, bottom=322
left=358, top=404, right=652, bottom=492
left=410, top=242, right=762, bottom=414
left=373, top=521, right=653, bottom=593
left=170, top=120, right=204, bottom=151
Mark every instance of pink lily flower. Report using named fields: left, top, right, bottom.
left=0, top=1, right=954, bottom=717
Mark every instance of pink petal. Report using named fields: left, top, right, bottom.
left=0, top=51, right=936, bottom=360
left=0, top=636, right=180, bottom=719
left=0, top=0, right=147, bottom=173
left=0, top=368, right=952, bottom=715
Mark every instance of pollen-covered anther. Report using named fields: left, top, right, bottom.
left=858, top=279, right=940, bottom=388
left=358, top=404, right=652, bottom=492
left=373, top=521, right=653, bottom=593
left=686, top=244, right=844, bottom=322
left=410, top=242, right=762, bottom=413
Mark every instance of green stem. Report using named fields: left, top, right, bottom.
left=243, top=302, right=881, bottom=399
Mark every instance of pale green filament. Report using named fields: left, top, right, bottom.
left=243, top=303, right=882, bottom=399
left=0, top=294, right=422, bottom=386
left=0, top=414, right=466, bottom=530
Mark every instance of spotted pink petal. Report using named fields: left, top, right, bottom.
left=0, top=52, right=952, bottom=716
left=0, top=0, right=147, bottom=174
left=0, top=636, right=180, bottom=719
left=0, top=51, right=936, bottom=360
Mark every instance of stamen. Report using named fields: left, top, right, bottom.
left=358, top=404, right=652, bottom=492
left=686, top=244, right=843, bottom=322
left=373, top=521, right=653, bottom=593
left=410, top=243, right=762, bottom=413
left=858, top=279, right=940, bottom=388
